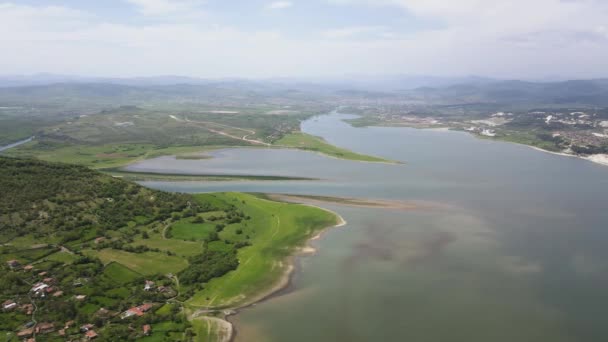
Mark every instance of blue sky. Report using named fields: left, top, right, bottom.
left=1, top=0, right=608, bottom=78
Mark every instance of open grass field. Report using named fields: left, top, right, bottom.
left=103, top=261, right=143, bottom=284
left=88, top=249, right=189, bottom=275
left=45, top=250, right=79, bottom=264
left=186, top=192, right=338, bottom=308
left=170, top=221, right=218, bottom=241
left=130, top=233, right=203, bottom=257
left=275, top=132, right=395, bottom=163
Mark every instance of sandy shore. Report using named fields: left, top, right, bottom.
left=584, top=154, right=608, bottom=166
left=190, top=315, right=233, bottom=342
left=267, top=193, right=426, bottom=211
left=528, top=146, right=608, bottom=167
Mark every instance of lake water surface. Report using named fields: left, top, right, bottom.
left=130, top=114, right=608, bottom=342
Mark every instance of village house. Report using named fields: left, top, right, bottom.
left=120, top=303, right=153, bottom=319
left=143, top=324, right=152, bottom=336
left=16, top=328, right=34, bottom=339
left=31, top=282, right=49, bottom=297
left=35, top=322, right=55, bottom=334
left=7, top=259, right=21, bottom=270
left=23, top=265, right=34, bottom=271
left=65, top=320, right=75, bottom=329
left=94, top=237, right=105, bottom=244
left=21, top=304, right=33, bottom=315
left=144, top=280, right=155, bottom=291
left=2, top=300, right=17, bottom=311
left=80, top=323, right=95, bottom=333
left=85, top=330, right=98, bottom=340
left=75, top=295, right=87, bottom=301
left=53, top=290, right=64, bottom=297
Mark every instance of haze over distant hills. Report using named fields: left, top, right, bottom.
left=2, top=74, right=608, bottom=107
left=0, top=73, right=499, bottom=89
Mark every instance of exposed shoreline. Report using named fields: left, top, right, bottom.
left=526, top=146, right=608, bottom=167
left=266, top=193, right=425, bottom=211
left=199, top=203, right=347, bottom=342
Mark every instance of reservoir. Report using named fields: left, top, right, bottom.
left=130, top=114, right=608, bottom=342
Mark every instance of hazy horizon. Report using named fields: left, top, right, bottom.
left=2, top=1, right=608, bottom=80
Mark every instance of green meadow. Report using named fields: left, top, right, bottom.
left=89, top=249, right=189, bottom=276
left=186, top=193, right=338, bottom=308
left=276, top=132, right=395, bottom=163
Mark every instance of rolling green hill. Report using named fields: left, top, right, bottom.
left=0, top=157, right=339, bottom=341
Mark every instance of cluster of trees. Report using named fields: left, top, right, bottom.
left=0, top=157, right=198, bottom=244
left=0, top=157, right=233, bottom=339
left=179, top=249, right=239, bottom=286
left=571, top=144, right=608, bottom=155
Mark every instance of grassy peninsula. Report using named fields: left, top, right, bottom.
left=275, top=132, right=396, bottom=163
left=0, top=157, right=340, bottom=341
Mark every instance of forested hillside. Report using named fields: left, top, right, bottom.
left=0, top=157, right=196, bottom=243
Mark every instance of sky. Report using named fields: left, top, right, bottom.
left=1, top=0, right=608, bottom=79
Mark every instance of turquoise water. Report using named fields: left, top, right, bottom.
left=131, top=114, right=608, bottom=342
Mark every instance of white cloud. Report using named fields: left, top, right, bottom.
left=125, top=0, right=205, bottom=16
left=1, top=1, right=608, bottom=79
left=266, top=1, right=293, bottom=10
left=323, top=26, right=388, bottom=39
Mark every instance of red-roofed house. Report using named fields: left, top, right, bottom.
left=143, top=324, right=151, bottom=336
left=139, top=303, right=153, bottom=312
left=35, top=322, right=55, bottom=334
left=85, top=330, right=98, bottom=340
left=16, top=328, right=33, bottom=338
left=121, top=303, right=153, bottom=319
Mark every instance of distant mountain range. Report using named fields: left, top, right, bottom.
left=0, top=73, right=495, bottom=89
left=1, top=74, right=608, bottom=107
left=408, top=79, right=608, bottom=106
